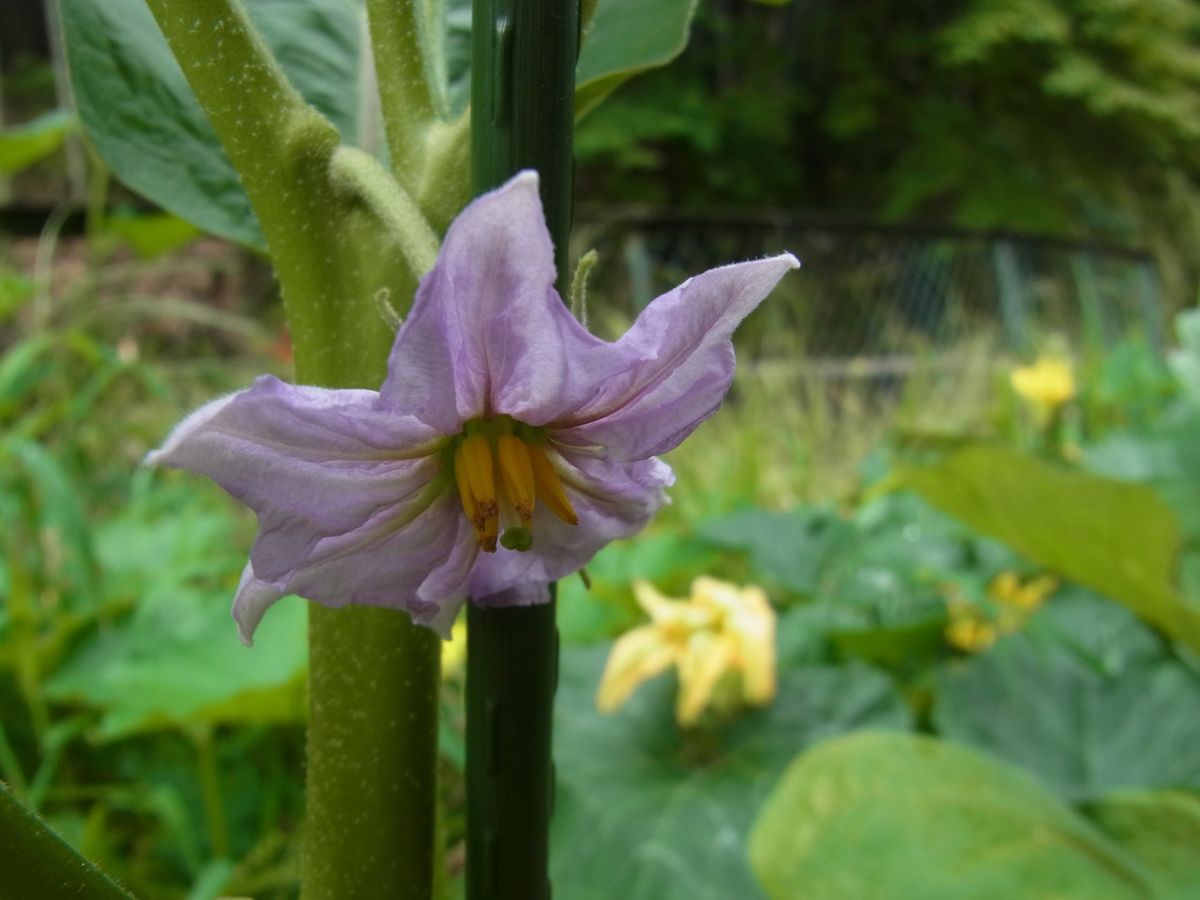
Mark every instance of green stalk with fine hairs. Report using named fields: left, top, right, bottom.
left=138, top=2, right=442, bottom=896
left=467, top=2, right=579, bottom=899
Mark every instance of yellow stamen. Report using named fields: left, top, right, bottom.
left=453, top=444, right=485, bottom=539
left=481, top=507, right=499, bottom=553
left=497, top=435, right=536, bottom=525
left=528, top=443, right=578, bottom=526
left=456, top=433, right=500, bottom=550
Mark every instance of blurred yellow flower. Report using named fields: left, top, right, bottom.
left=597, top=577, right=777, bottom=726
left=944, top=570, right=1058, bottom=653
left=989, top=570, right=1056, bottom=613
left=442, top=618, right=467, bottom=677
left=1010, top=356, right=1075, bottom=410
left=944, top=613, right=998, bottom=653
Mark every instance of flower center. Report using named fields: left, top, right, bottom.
left=451, top=417, right=578, bottom=553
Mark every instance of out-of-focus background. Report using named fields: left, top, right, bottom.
left=3, top=1, right=1200, bottom=897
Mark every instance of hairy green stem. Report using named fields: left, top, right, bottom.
left=467, top=1, right=579, bottom=898
left=142, top=2, right=442, bottom=897
left=305, top=607, right=441, bottom=899
left=142, top=0, right=418, bottom=376
left=329, top=146, right=441, bottom=277
left=365, top=0, right=447, bottom=188
left=0, top=782, right=132, bottom=898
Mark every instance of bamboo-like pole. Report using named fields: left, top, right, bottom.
left=466, top=2, right=578, bottom=898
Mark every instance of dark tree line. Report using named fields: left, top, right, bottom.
left=576, top=0, right=1200, bottom=303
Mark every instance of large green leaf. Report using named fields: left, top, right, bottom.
left=444, top=0, right=700, bottom=119
left=45, top=586, right=306, bottom=739
left=897, top=443, right=1200, bottom=650
left=60, top=0, right=361, bottom=249
left=65, top=0, right=697, bottom=245
left=934, top=590, right=1200, bottom=801
left=575, top=0, right=700, bottom=118
left=1090, top=791, right=1200, bottom=900
left=698, top=494, right=974, bottom=600
left=43, top=480, right=306, bottom=738
left=696, top=507, right=845, bottom=594
left=0, top=110, right=75, bottom=176
left=551, top=644, right=910, bottom=900
left=1084, top=416, right=1200, bottom=544
left=1168, top=309, right=1200, bottom=412
left=749, top=731, right=1152, bottom=900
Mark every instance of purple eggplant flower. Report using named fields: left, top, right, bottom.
left=148, top=172, right=798, bottom=643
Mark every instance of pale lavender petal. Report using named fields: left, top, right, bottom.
left=148, top=374, right=470, bottom=633
left=232, top=563, right=286, bottom=647
left=274, top=491, right=463, bottom=612
left=148, top=375, right=448, bottom=566
left=474, top=583, right=552, bottom=609
left=380, top=171, right=604, bottom=429
left=422, top=593, right=468, bottom=640
left=559, top=254, right=799, bottom=459
left=409, top=515, right=480, bottom=637
left=468, top=446, right=673, bottom=597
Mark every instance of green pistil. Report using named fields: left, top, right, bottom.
left=500, top=527, right=533, bottom=552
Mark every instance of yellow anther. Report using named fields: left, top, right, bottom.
left=453, top=444, right=479, bottom=528
left=527, top=443, right=578, bottom=526
left=497, top=435, right=536, bottom=525
left=455, top=434, right=499, bottom=550
left=481, top=507, right=499, bottom=554
left=460, top=433, right=498, bottom=522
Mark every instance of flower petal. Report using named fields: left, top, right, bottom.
left=596, top=625, right=678, bottom=713
left=149, top=375, right=447, bottom=568
left=473, top=582, right=552, bottom=608
left=379, top=171, right=604, bottom=429
left=676, top=630, right=734, bottom=726
left=231, top=563, right=286, bottom=646
left=409, top=514, right=480, bottom=637
left=560, top=253, right=799, bottom=459
left=149, top=375, right=468, bottom=632
left=274, top=491, right=464, bottom=610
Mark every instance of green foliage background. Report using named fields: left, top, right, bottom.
left=4, top=0, right=1200, bottom=897
left=576, top=0, right=1200, bottom=301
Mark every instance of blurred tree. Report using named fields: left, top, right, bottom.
left=576, top=0, right=1200, bottom=300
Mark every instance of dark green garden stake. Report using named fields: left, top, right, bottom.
left=467, top=1, right=579, bottom=898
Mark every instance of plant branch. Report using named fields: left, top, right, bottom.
left=329, top=146, right=440, bottom=278
left=366, top=0, right=448, bottom=190
left=143, top=4, right=444, bottom=898
left=142, top=0, right=411, bottom=380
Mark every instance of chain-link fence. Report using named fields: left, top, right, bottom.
left=575, top=210, right=1164, bottom=369
left=575, top=211, right=1167, bottom=498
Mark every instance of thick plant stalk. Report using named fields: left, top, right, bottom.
left=467, top=2, right=579, bottom=899
left=365, top=0, right=447, bottom=189
left=139, top=2, right=442, bottom=897
left=141, top=0, right=434, bottom=375
left=306, top=607, right=441, bottom=899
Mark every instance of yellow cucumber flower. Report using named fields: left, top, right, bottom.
left=597, top=577, right=777, bottom=726
left=1010, top=355, right=1076, bottom=411
left=944, top=570, right=1058, bottom=653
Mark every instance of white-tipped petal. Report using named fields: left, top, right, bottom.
left=232, top=563, right=286, bottom=647
left=144, top=391, right=241, bottom=467
left=420, top=593, right=468, bottom=640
